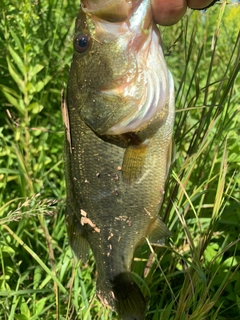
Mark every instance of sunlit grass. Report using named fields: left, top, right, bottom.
left=0, top=0, right=239, bottom=319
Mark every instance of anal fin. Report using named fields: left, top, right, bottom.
left=148, top=217, right=172, bottom=245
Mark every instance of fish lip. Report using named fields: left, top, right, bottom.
left=81, top=0, right=132, bottom=22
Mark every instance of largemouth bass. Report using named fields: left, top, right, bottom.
left=64, top=0, right=175, bottom=319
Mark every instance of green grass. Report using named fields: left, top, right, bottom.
left=0, top=0, right=239, bottom=319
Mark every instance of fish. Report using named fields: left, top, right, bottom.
left=63, top=0, right=175, bottom=319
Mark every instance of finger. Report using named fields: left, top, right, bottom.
left=188, top=0, right=217, bottom=9
left=151, top=0, right=187, bottom=26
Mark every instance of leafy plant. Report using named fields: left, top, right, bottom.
left=0, top=1, right=239, bottom=319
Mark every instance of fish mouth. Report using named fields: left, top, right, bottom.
left=82, top=0, right=152, bottom=38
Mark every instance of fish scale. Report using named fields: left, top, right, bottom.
left=64, top=1, right=175, bottom=319
left=65, top=87, right=174, bottom=317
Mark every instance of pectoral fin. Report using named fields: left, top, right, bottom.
left=148, top=217, right=172, bottom=245
left=122, top=141, right=149, bottom=183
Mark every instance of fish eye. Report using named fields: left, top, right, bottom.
left=74, top=33, right=91, bottom=53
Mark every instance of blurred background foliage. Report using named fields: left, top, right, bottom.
left=0, top=0, right=239, bottom=319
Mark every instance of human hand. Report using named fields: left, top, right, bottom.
left=151, top=0, right=217, bottom=26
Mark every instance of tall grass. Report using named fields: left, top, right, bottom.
left=0, top=1, right=239, bottom=319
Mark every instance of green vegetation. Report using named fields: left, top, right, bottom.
left=0, top=0, right=239, bottom=319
